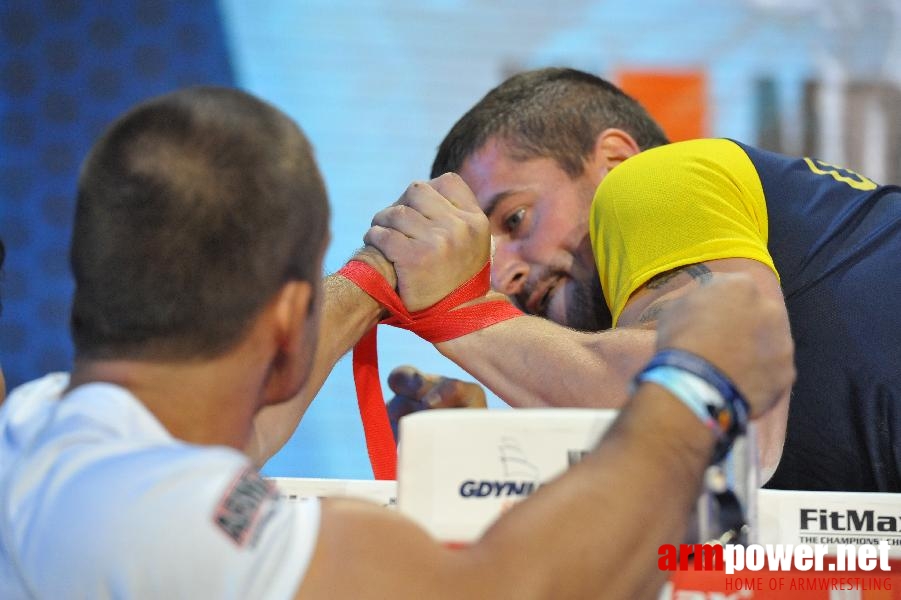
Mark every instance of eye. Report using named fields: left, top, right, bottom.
left=503, top=207, right=526, bottom=233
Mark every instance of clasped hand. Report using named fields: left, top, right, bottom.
left=363, top=173, right=491, bottom=312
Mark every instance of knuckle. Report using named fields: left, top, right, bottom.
left=404, top=180, right=427, bottom=198
left=363, top=226, right=380, bottom=243
left=433, top=228, right=451, bottom=248
left=432, top=172, right=457, bottom=187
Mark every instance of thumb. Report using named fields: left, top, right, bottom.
left=424, top=378, right=487, bottom=409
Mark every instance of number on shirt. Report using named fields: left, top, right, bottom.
left=803, top=158, right=877, bottom=191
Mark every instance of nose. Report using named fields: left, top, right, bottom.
left=491, top=239, right=529, bottom=295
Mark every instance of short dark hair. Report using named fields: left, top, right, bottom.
left=432, top=67, right=669, bottom=178
left=71, top=87, right=329, bottom=360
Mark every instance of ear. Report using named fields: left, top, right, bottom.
left=260, top=280, right=315, bottom=406
left=273, top=280, right=314, bottom=345
left=585, top=128, right=642, bottom=182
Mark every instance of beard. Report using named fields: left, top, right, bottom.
left=517, top=266, right=612, bottom=332
left=505, top=236, right=612, bottom=332
left=556, top=271, right=611, bottom=332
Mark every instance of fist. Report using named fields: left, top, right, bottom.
left=386, top=365, right=487, bottom=440
left=365, top=173, right=490, bottom=312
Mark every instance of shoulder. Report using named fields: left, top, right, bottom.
left=591, top=139, right=767, bottom=229
left=0, top=372, right=71, bottom=464
left=598, top=139, right=756, bottom=199
left=18, top=442, right=320, bottom=597
left=2, top=372, right=70, bottom=413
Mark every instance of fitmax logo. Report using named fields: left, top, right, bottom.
left=800, top=509, right=901, bottom=532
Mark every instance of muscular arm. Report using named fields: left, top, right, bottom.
left=365, top=174, right=656, bottom=410
left=435, top=299, right=655, bottom=409
left=617, top=257, right=791, bottom=482
left=436, top=257, right=788, bottom=485
left=295, top=274, right=794, bottom=600
left=297, top=381, right=713, bottom=600
left=246, top=258, right=391, bottom=465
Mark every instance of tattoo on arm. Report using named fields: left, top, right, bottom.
left=638, top=302, right=667, bottom=324
left=637, top=264, right=714, bottom=325
left=684, top=264, right=713, bottom=285
left=645, top=264, right=713, bottom=290
left=644, top=270, right=680, bottom=290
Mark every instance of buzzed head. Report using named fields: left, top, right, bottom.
left=71, top=87, right=329, bottom=360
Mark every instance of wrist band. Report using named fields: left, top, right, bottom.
left=637, top=366, right=721, bottom=430
left=633, top=348, right=750, bottom=464
left=338, top=260, right=524, bottom=480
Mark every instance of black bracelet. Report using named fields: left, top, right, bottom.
left=635, top=348, right=750, bottom=464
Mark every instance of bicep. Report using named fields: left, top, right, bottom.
left=617, top=258, right=785, bottom=329
left=617, top=257, right=791, bottom=480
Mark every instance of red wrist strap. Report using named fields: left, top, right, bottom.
left=338, top=260, right=524, bottom=480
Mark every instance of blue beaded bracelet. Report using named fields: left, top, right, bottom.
left=633, top=348, right=750, bottom=464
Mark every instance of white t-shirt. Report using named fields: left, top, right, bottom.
left=0, top=374, right=320, bottom=600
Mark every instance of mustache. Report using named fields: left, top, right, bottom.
left=512, top=272, right=560, bottom=317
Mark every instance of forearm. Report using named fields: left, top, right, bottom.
left=472, top=383, right=714, bottom=599
left=247, top=274, right=383, bottom=464
left=436, top=314, right=655, bottom=408
left=301, top=384, right=717, bottom=600
left=298, top=275, right=791, bottom=599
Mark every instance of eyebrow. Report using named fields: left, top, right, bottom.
left=481, top=190, right=519, bottom=219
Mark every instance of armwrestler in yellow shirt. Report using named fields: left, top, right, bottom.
left=373, top=67, right=900, bottom=492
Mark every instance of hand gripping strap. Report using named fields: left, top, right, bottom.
left=338, top=260, right=524, bottom=480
